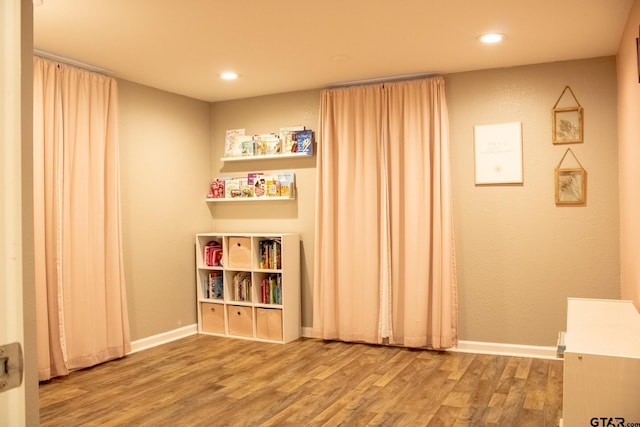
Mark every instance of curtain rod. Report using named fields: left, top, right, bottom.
left=327, top=72, right=436, bottom=88
left=33, top=49, right=112, bottom=75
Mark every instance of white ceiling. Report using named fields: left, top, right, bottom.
left=33, top=0, right=634, bottom=103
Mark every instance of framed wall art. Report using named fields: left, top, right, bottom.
left=555, top=148, right=587, bottom=206
left=474, top=121, right=523, bottom=185
left=552, top=86, right=583, bottom=144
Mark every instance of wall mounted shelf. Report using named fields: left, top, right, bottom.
left=221, top=152, right=312, bottom=162
left=206, top=196, right=295, bottom=203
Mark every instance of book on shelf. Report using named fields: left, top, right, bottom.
left=277, top=171, right=295, bottom=198
left=205, top=271, right=223, bottom=299
left=280, top=126, right=305, bottom=153
left=254, top=134, right=281, bottom=156
left=264, top=176, right=280, bottom=197
left=232, top=271, right=252, bottom=302
left=259, top=239, right=282, bottom=269
left=209, top=178, right=226, bottom=199
left=239, top=135, right=255, bottom=156
left=260, top=274, right=282, bottom=304
left=240, top=179, right=255, bottom=197
left=225, top=178, right=242, bottom=198
left=204, top=240, right=222, bottom=266
left=295, top=129, right=313, bottom=154
left=247, top=172, right=263, bottom=186
left=248, top=172, right=266, bottom=198
left=224, top=129, right=245, bottom=157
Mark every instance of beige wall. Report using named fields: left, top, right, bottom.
left=447, top=57, right=620, bottom=345
left=207, top=58, right=620, bottom=346
left=118, top=80, right=213, bottom=340
left=617, top=0, right=640, bottom=308
left=210, top=90, right=320, bottom=328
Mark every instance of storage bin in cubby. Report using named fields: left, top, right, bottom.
left=200, top=302, right=225, bottom=334
left=227, top=305, right=253, bottom=337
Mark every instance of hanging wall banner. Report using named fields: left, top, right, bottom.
left=474, top=122, right=523, bottom=185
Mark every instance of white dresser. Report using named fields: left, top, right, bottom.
left=562, top=298, right=640, bottom=426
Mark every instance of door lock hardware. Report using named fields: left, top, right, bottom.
left=0, top=342, right=23, bottom=393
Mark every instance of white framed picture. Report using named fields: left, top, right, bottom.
left=474, top=122, right=523, bottom=185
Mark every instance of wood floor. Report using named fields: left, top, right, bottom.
left=39, top=334, right=563, bottom=426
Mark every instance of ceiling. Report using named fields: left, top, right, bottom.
left=33, top=0, right=634, bottom=103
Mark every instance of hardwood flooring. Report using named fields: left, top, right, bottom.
left=39, top=335, right=563, bottom=426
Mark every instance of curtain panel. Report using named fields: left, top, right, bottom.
left=313, top=76, right=457, bottom=349
left=33, top=56, right=130, bottom=381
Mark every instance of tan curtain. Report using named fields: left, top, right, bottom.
left=313, top=76, right=457, bottom=349
left=33, top=56, right=130, bottom=381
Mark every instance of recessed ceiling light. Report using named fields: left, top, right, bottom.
left=220, top=72, right=238, bottom=80
left=479, top=33, right=505, bottom=44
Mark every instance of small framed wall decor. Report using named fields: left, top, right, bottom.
left=555, top=148, right=587, bottom=206
left=552, top=86, right=583, bottom=144
left=474, top=121, right=523, bottom=185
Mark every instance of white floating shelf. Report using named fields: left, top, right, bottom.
left=206, top=196, right=295, bottom=202
left=221, top=152, right=312, bottom=162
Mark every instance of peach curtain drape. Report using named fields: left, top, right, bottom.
left=33, top=56, right=130, bottom=381
left=313, top=76, right=457, bottom=349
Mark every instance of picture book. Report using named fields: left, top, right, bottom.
left=209, top=178, right=226, bottom=199
left=295, top=129, right=313, bottom=154
left=280, top=126, right=305, bottom=153
left=277, top=171, right=295, bottom=198
left=254, top=134, right=280, bottom=156
left=248, top=172, right=265, bottom=197
left=264, top=176, right=281, bottom=197
left=225, top=178, right=242, bottom=198
left=240, top=178, right=255, bottom=197
left=247, top=172, right=263, bottom=186
left=239, top=135, right=255, bottom=156
left=224, top=129, right=245, bottom=157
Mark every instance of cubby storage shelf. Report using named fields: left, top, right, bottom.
left=195, top=232, right=300, bottom=344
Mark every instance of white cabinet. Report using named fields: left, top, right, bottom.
left=195, top=233, right=300, bottom=343
left=561, top=298, right=640, bottom=427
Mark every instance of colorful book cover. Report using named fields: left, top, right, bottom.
left=264, top=176, right=280, bottom=197
left=247, top=172, right=263, bottom=186
left=277, top=171, right=295, bottom=198
left=239, top=135, right=255, bottom=156
left=280, top=126, right=305, bottom=153
left=266, top=135, right=281, bottom=155
left=295, top=129, right=313, bottom=154
left=235, top=178, right=253, bottom=197
left=240, top=180, right=255, bottom=197
left=225, top=178, right=242, bottom=198
left=254, top=134, right=280, bottom=155
left=248, top=172, right=266, bottom=198
left=209, top=178, right=226, bottom=198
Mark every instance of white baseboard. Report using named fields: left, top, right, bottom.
left=129, top=324, right=198, bottom=354
left=132, top=325, right=559, bottom=360
left=300, top=327, right=558, bottom=360
left=451, top=340, right=560, bottom=360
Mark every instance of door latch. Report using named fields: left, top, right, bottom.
left=0, top=342, right=23, bottom=393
